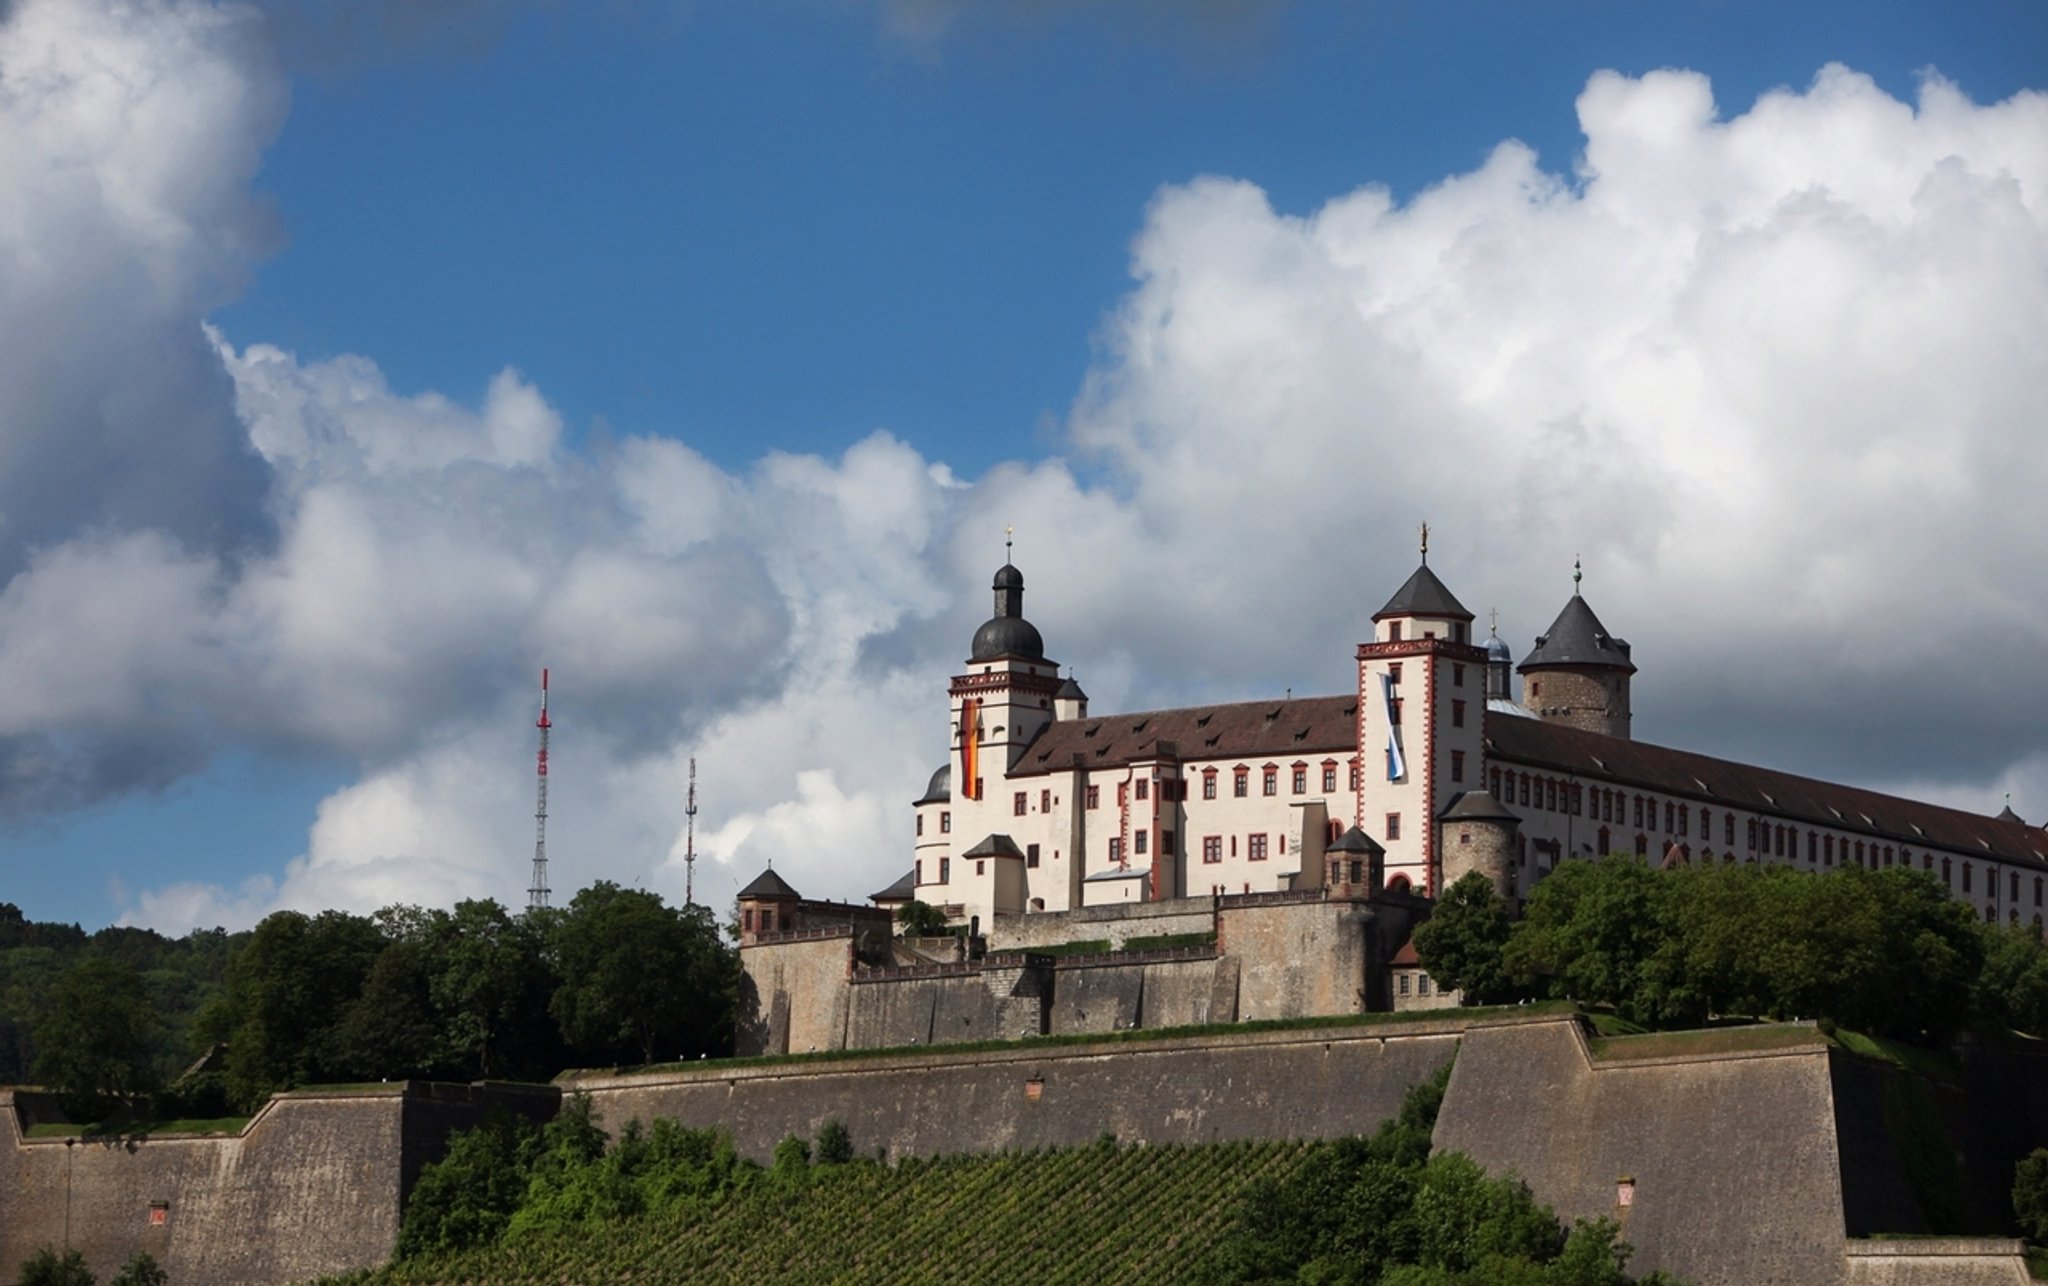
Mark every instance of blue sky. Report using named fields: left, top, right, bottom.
left=3, top=0, right=2046, bottom=930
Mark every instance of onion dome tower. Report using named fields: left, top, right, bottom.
left=1483, top=610, right=1515, bottom=702
left=1518, top=560, right=1635, bottom=740
left=951, top=553, right=1060, bottom=798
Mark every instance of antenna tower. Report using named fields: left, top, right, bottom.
left=528, top=668, right=552, bottom=911
left=684, top=758, right=698, bottom=907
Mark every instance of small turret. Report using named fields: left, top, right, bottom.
left=737, top=867, right=800, bottom=945
left=1438, top=790, right=1521, bottom=900
left=1326, top=826, right=1386, bottom=898
left=1053, top=673, right=1088, bottom=721
left=1483, top=611, right=1514, bottom=702
left=1518, top=561, right=1634, bottom=740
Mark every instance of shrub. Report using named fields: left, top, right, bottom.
left=2015, top=1148, right=2048, bottom=1242
left=109, top=1253, right=167, bottom=1286
left=815, top=1118, right=855, bottom=1165
left=771, top=1133, right=811, bottom=1175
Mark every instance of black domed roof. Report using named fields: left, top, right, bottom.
left=916, top=763, right=952, bottom=806
left=969, top=560, right=1046, bottom=661
left=1520, top=594, right=1635, bottom=674
left=971, top=615, right=1045, bottom=661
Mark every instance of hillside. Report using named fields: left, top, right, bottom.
left=329, top=1136, right=1313, bottom=1285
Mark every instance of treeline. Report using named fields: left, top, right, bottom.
left=1415, top=858, right=2048, bottom=1039
left=14, top=882, right=734, bottom=1119
left=340, top=1068, right=1678, bottom=1284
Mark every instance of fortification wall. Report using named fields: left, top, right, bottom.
left=990, top=896, right=1215, bottom=950
left=737, top=934, right=852, bottom=1056
left=1040, top=956, right=1222, bottom=1035
left=0, top=1082, right=552, bottom=1286
left=568, top=1017, right=1467, bottom=1165
left=1433, top=1020, right=1847, bottom=1286
left=1222, top=898, right=1372, bottom=1019
left=1841, top=1239, right=2029, bottom=1285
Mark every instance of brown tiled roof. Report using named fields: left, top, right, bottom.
left=1485, top=716, right=2048, bottom=870
left=1017, top=695, right=1358, bottom=776
left=1390, top=937, right=1421, bottom=966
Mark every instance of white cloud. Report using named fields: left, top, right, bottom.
left=3, top=1, right=2043, bottom=928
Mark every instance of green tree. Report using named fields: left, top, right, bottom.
left=428, top=899, right=554, bottom=1079
left=897, top=899, right=949, bottom=937
left=108, top=1253, right=166, bottom=1286
left=2014, top=1148, right=2048, bottom=1242
left=1974, top=922, right=2048, bottom=1036
left=1413, top=873, right=1515, bottom=1004
left=550, top=883, right=734, bottom=1066
left=219, top=909, right=385, bottom=1105
left=18, top=1247, right=93, bottom=1286
left=397, top=1109, right=541, bottom=1257
left=32, top=955, right=160, bottom=1114
left=1505, top=858, right=1674, bottom=1022
left=333, top=936, right=441, bottom=1081
left=815, top=1118, right=855, bottom=1165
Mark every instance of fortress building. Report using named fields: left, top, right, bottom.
left=734, top=540, right=2048, bottom=1055
left=905, top=545, right=2048, bottom=929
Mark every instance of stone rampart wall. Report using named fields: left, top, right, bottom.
left=568, top=1017, right=1469, bottom=1165
left=989, top=896, right=1216, bottom=950
left=0, top=1082, right=553, bottom=1285
left=1433, top=1021, right=1848, bottom=1286
left=738, top=934, right=853, bottom=1055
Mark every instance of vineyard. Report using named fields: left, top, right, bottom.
left=334, top=1136, right=1314, bottom=1285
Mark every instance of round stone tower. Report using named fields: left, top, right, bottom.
left=1437, top=790, right=1521, bottom=900
left=1517, top=565, right=1634, bottom=740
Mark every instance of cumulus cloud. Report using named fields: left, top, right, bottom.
left=4, top=0, right=2044, bottom=929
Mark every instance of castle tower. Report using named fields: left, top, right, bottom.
left=1518, top=563, right=1635, bottom=740
left=1053, top=673, right=1089, bottom=721
left=737, top=867, right=800, bottom=945
left=1356, top=529, right=1488, bottom=897
left=951, top=562, right=1062, bottom=795
left=1438, top=790, right=1522, bottom=901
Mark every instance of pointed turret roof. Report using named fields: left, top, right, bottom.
left=1327, top=825, right=1386, bottom=855
left=1373, top=563, right=1474, bottom=623
left=1520, top=594, right=1635, bottom=674
left=738, top=867, right=800, bottom=899
left=1439, top=790, right=1521, bottom=825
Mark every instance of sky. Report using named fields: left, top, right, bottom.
left=0, top=0, right=2044, bottom=932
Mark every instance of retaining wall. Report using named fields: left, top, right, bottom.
left=567, top=1016, right=1468, bottom=1165
left=0, top=1082, right=554, bottom=1285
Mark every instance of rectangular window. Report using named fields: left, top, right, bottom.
left=1014, top=791, right=1028, bottom=816
left=1390, top=698, right=1404, bottom=725
left=1263, top=768, right=1278, bottom=796
left=1026, top=843, right=1040, bottom=868
left=1388, top=622, right=1403, bottom=642
left=1453, top=663, right=1466, bottom=688
left=1085, top=785, right=1100, bottom=810
left=1292, top=767, right=1307, bottom=794
left=1136, top=779, right=1149, bottom=801
left=1349, top=762, right=1362, bottom=791
left=1386, top=813, right=1402, bottom=841
left=1634, top=796, right=1644, bottom=828
left=1135, top=830, right=1149, bottom=855
left=1389, top=662, right=1403, bottom=682
left=2013, top=872, right=2021, bottom=901
left=1203, top=836, right=1222, bottom=864
left=1323, top=765, right=1338, bottom=792
left=1234, top=769, right=1249, bottom=798
left=1665, top=802, right=1676, bottom=833
left=1399, top=974, right=1410, bottom=996
left=940, top=811, right=951, bottom=834
left=917, top=860, right=924, bottom=883
left=1964, top=863, right=1973, bottom=893
left=1452, top=699, right=1466, bottom=728
left=976, top=859, right=985, bottom=876
left=1107, top=838, right=1123, bottom=865
left=916, top=814, right=924, bottom=837
left=1520, top=776, right=1531, bottom=807
left=1248, top=833, right=1268, bottom=861
left=1203, top=774, right=1217, bottom=800
left=1162, top=830, right=1176, bottom=857
left=1678, top=806, right=1689, bottom=838
left=1041, top=789, right=1051, bottom=813
left=1451, top=750, right=1465, bottom=783
left=743, top=909, right=755, bottom=932
left=940, top=857, right=950, bottom=882
left=1725, top=815, right=1734, bottom=846
left=1418, top=974, right=1431, bottom=996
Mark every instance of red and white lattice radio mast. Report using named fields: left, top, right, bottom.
left=528, top=668, right=552, bottom=911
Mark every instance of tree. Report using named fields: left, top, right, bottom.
left=18, top=1247, right=93, bottom=1286
left=32, top=955, right=160, bottom=1114
left=2015, top=1148, right=2048, bottom=1242
left=1974, top=922, right=2048, bottom=1036
left=332, top=936, right=442, bottom=1081
left=897, top=900, right=949, bottom=937
left=1504, top=859, right=1674, bottom=1022
left=220, top=909, right=385, bottom=1105
left=814, top=1118, right=855, bottom=1165
left=108, top=1253, right=167, bottom=1286
left=397, top=1109, right=541, bottom=1257
left=427, top=899, right=554, bottom=1079
left=1413, top=873, right=1515, bottom=1004
left=550, top=883, right=734, bottom=1066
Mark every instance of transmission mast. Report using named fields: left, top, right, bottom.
left=683, top=757, right=698, bottom=907
left=528, top=668, right=552, bottom=911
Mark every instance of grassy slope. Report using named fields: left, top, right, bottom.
left=334, top=1137, right=1314, bottom=1286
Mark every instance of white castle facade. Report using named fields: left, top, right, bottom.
left=905, top=551, right=2048, bottom=931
